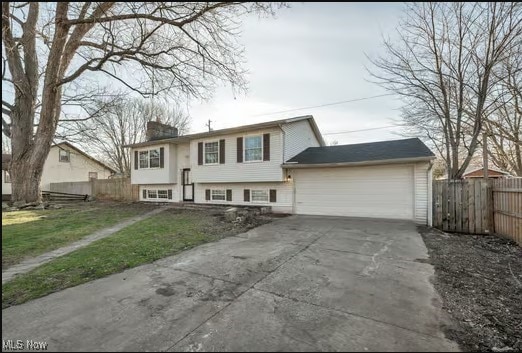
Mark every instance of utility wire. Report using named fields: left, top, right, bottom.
left=249, top=93, right=394, bottom=117
left=322, top=125, right=401, bottom=135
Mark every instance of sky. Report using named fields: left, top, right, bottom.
left=186, top=2, right=404, bottom=145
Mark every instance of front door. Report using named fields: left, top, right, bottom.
left=182, top=168, right=194, bottom=201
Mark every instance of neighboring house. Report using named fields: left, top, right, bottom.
left=463, top=167, right=510, bottom=179
left=2, top=142, right=116, bottom=196
left=127, top=115, right=436, bottom=225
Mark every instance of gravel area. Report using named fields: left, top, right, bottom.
left=420, top=227, right=522, bottom=352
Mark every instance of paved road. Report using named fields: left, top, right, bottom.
left=2, top=216, right=458, bottom=352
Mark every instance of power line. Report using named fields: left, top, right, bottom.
left=249, top=93, right=394, bottom=118
left=322, top=125, right=400, bottom=135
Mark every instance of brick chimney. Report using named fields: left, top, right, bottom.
left=146, top=121, right=178, bottom=141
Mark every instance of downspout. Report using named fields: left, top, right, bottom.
left=427, top=160, right=434, bottom=227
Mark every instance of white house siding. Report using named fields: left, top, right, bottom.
left=414, top=162, right=431, bottom=225
left=139, top=184, right=177, bottom=202
left=40, top=146, right=113, bottom=191
left=190, top=127, right=285, bottom=183
left=2, top=171, right=12, bottom=195
left=194, top=182, right=294, bottom=213
left=131, top=143, right=175, bottom=185
left=282, top=119, right=321, bottom=161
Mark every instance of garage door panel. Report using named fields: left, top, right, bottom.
left=294, top=165, right=414, bottom=220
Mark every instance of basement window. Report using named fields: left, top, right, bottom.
left=211, top=189, right=226, bottom=201
left=251, top=190, right=269, bottom=203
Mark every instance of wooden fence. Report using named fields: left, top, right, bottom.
left=492, top=178, right=522, bottom=245
left=92, top=178, right=139, bottom=202
left=433, top=178, right=522, bottom=245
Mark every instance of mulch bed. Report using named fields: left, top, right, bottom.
left=420, top=227, right=522, bottom=352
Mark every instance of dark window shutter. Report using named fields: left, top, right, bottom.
left=226, top=189, right=232, bottom=201
left=263, top=133, right=270, bottom=161
left=143, top=189, right=147, bottom=199
left=168, top=189, right=172, bottom=200
left=219, top=139, right=225, bottom=164
left=244, top=189, right=250, bottom=202
left=159, top=147, right=165, bottom=168
left=237, top=137, right=243, bottom=163
left=205, top=189, right=211, bottom=201
left=134, top=151, right=138, bottom=170
left=269, top=189, right=277, bottom=203
left=198, top=142, right=203, bottom=165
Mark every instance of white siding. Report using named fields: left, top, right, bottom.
left=139, top=184, right=177, bottom=202
left=282, top=119, right=321, bottom=161
left=40, top=146, right=113, bottom=191
left=191, top=127, right=284, bottom=183
left=414, top=162, right=431, bottom=224
left=131, top=143, right=175, bottom=185
left=292, top=164, right=418, bottom=221
left=2, top=171, right=12, bottom=195
left=194, top=182, right=293, bottom=213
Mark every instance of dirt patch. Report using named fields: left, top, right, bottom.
left=419, top=227, right=522, bottom=352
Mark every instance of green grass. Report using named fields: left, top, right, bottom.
left=2, top=203, right=155, bottom=269
left=2, top=209, right=230, bottom=308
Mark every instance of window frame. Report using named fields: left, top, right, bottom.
left=204, top=141, right=220, bottom=165
left=243, top=134, right=263, bottom=163
left=138, top=148, right=161, bottom=170
left=144, top=188, right=171, bottom=201
left=88, top=172, right=98, bottom=180
left=59, top=149, right=70, bottom=163
left=211, top=189, right=226, bottom=201
left=250, top=189, right=269, bottom=203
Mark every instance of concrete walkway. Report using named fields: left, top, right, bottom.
left=2, top=216, right=459, bottom=351
left=2, top=207, right=167, bottom=284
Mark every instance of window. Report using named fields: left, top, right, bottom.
left=204, top=142, right=219, bottom=164
left=158, top=190, right=168, bottom=199
left=244, top=135, right=262, bottom=162
left=211, top=189, right=226, bottom=201
left=251, top=190, right=268, bottom=203
left=59, top=149, right=70, bottom=163
left=147, top=190, right=157, bottom=199
left=144, top=189, right=171, bottom=200
left=138, top=149, right=160, bottom=169
left=88, top=172, right=98, bottom=180
left=149, top=149, right=160, bottom=168
left=4, top=170, right=11, bottom=183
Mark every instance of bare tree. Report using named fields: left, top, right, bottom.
left=2, top=2, right=285, bottom=203
left=369, top=2, right=522, bottom=179
left=65, top=97, right=190, bottom=176
left=484, top=52, right=522, bottom=176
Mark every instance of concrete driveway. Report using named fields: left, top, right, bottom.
left=2, top=216, right=458, bottom=352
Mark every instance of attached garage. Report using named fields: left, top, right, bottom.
left=285, top=138, right=435, bottom=225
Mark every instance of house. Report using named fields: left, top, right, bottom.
left=2, top=142, right=116, bottom=197
left=127, top=116, right=436, bottom=225
left=463, top=167, right=510, bottom=179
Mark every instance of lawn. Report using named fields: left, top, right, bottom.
left=2, top=202, right=157, bottom=269
left=2, top=208, right=264, bottom=308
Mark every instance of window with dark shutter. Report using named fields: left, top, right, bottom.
left=219, top=139, right=225, bottom=164
left=244, top=189, right=250, bottom=202
left=205, top=189, right=211, bottom=201
left=143, top=189, right=147, bottom=199
left=237, top=137, right=243, bottom=163
left=226, top=189, right=232, bottom=201
left=134, top=151, right=138, bottom=170
left=269, top=189, right=277, bottom=203
left=263, top=133, right=270, bottom=161
left=159, top=147, right=165, bottom=168
left=168, top=189, right=172, bottom=199
left=198, top=142, right=203, bottom=165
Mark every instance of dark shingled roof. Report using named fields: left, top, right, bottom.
left=286, top=138, right=435, bottom=165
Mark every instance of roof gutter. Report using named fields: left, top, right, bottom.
left=282, top=156, right=436, bottom=169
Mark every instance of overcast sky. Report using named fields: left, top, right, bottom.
left=187, top=2, right=404, bottom=145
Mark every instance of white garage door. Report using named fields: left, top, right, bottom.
left=294, top=164, right=414, bottom=220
